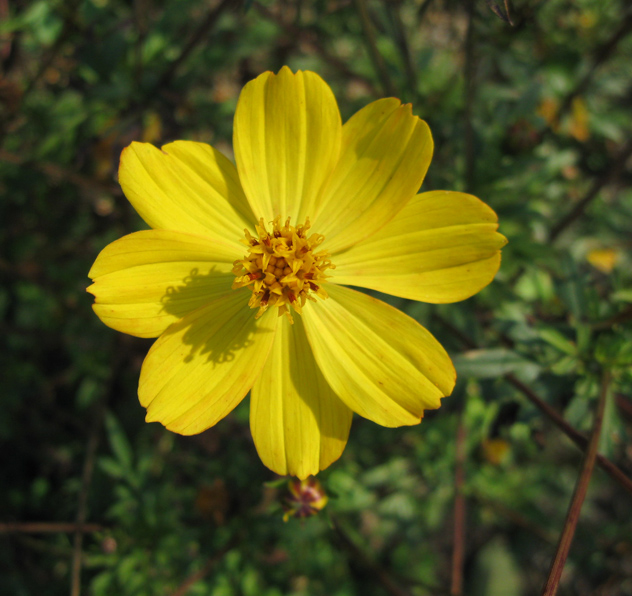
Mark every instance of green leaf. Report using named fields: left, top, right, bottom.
left=76, top=377, right=104, bottom=409
left=453, top=349, right=541, bottom=382
left=471, top=536, right=524, bottom=596
left=550, top=355, right=579, bottom=375
left=598, top=385, right=624, bottom=458
left=98, top=457, right=125, bottom=480
left=104, top=412, right=133, bottom=473
left=538, top=328, right=577, bottom=355
left=612, top=289, right=632, bottom=302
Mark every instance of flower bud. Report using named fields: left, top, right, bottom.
left=282, top=477, right=328, bottom=521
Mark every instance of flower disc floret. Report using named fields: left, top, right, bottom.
left=232, top=216, right=334, bottom=321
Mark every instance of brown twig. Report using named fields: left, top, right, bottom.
left=472, top=493, right=557, bottom=544
left=0, top=522, right=104, bottom=534
left=551, top=10, right=632, bottom=130
left=435, top=315, right=632, bottom=497
left=548, top=139, right=632, bottom=242
left=485, top=0, right=514, bottom=26
left=541, top=370, right=612, bottom=596
left=0, top=149, right=121, bottom=196
left=331, top=518, right=416, bottom=596
left=354, top=0, right=397, bottom=97
left=133, top=0, right=150, bottom=91
left=21, top=1, right=82, bottom=97
left=590, top=304, right=632, bottom=331
left=253, top=2, right=379, bottom=97
left=154, top=0, right=235, bottom=92
left=70, top=400, right=106, bottom=596
left=416, top=0, right=435, bottom=23
left=169, top=538, right=240, bottom=596
left=463, top=0, right=476, bottom=193
left=69, top=345, right=124, bottom=596
left=506, top=374, right=632, bottom=498
left=386, top=0, right=419, bottom=104
left=450, top=415, right=467, bottom=596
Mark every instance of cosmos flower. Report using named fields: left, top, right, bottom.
left=88, top=67, right=507, bottom=479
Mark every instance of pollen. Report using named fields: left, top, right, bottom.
left=232, top=216, right=335, bottom=322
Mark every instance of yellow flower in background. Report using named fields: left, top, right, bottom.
left=586, top=247, right=619, bottom=274
left=88, top=67, right=507, bottom=479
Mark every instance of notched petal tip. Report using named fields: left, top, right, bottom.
left=145, top=411, right=205, bottom=437
left=277, top=64, right=294, bottom=76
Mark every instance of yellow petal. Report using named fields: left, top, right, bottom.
left=312, top=98, right=433, bottom=254
left=119, top=140, right=253, bottom=247
left=586, top=248, right=618, bottom=273
left=139, top=291, right=277, bottom=435
left=302, top=285, right=454, bottom=427
left=233, top=66, right=342, bottom=223
left=332, top=191, right=507, bottom=303
left=88, top=230, right=238, bottom=338
left=251, top=317, right=352, bottom=479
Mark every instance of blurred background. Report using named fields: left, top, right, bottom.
left=1, top=0, right=632, bottom=594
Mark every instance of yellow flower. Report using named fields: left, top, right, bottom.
left=88, top=67, right=507, bottom=479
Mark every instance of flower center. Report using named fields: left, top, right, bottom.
left=232, top=216, right=335, bottom=322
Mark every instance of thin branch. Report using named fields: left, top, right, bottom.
left=70, top=400, right=106, bottom=596
left=0, top=149, right=121, bottom=196
left=386, top=0, right=419, bottom=104
left=463, top=0, right=476, bottom=193
left=416, top=0, right=435, bottom=23
left=551, top=10, right=632, bottom=130
left=69, top=345, right=124, bottom=596
left=253, top=2, right=379, bottom=96
left=154, top=0, right=234, bottom=92
left=169, top=538, right=240, bottom=596
left=21, top=1, right=82, bottom=97
left=472, top=493, right=556, bottom=544
left=434, top=315, right=632, bottom=497
left=485, top=0, right=514, bottom=26
left=541, top=370, right=612, bottom=596
left=0, top=522, right=104, bottom=534
left=354, top=0, right=397, bottom=97
left=506, top=374, right=632, bottom=498
left=450, top=414, right=467, bottom=596
left=590, top=304, right=632, bottom=331
left=548, top=139, right=632, bottom=241
left=331, top=517, right=416, bottom=596
left=133, top=0, right=150, bottom=90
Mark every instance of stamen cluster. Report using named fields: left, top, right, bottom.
left=232, top=216, right=334, bottom=322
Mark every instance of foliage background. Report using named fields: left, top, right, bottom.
left=2, top=0, right=632, bottom=594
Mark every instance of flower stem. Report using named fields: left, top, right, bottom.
left=540, top=369, right=612, bottom=596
